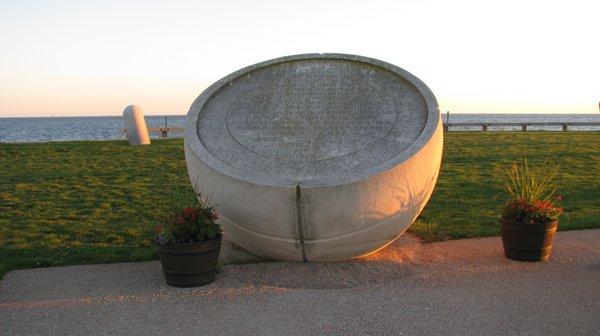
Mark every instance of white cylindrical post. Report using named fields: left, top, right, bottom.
left=123, top=105, right=151, bottom=145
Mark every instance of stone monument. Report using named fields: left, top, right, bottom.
left=123, top=105, right=151, bottom=145
left=185, top=54, right=443, bottom=261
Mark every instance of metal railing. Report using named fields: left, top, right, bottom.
left=443, top=122, right=600, bottom=132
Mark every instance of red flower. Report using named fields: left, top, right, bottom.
left=555, top=195, right=563, bottom=202
left=534, top=200, right=552, bottom=210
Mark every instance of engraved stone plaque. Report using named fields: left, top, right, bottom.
left=185, top=54, right=442, bottom=261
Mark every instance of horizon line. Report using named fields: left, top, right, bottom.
left=2, top=112, right=600, bottom=118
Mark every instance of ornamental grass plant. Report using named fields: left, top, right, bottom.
left=498, top=158, right=563, bottom=224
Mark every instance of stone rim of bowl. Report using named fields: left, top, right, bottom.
left=184, top=53, right=440, bottom=188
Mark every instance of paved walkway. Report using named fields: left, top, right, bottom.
left=1, top=230, right=599, bottom=335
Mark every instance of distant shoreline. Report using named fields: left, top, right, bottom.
left=1, top=113, right=599, bottom=119
left=0, top=115, right=187, bottom=119
left=1, top=114, right=599, bottom=143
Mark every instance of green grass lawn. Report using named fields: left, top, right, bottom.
left=409, top=132, right=600, bottom=241
left=1, top=132, right=599, bottom=278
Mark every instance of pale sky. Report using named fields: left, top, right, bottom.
left=0, top=0, right=598, bottom=117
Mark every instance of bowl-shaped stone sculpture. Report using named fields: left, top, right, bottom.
left=185, top=54, right=443, bottom=261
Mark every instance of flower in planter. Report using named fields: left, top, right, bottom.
left=501, top=197, right=563, bottom=225
left=155, top=191, right=221, bottom=244
left=154, top=188, right=223, bottom=287
left=497, top=158, right=564, bottom=261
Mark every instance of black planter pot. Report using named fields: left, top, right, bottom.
left=155, top=235, right=222, bottom=287
left=499, top=218, right=558, bottom=262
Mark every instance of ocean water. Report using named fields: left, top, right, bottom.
left=0, top=114, right=598, bottom=143
left=0, top=116, right=186, bottom=143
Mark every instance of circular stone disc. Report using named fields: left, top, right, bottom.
left=186, top=54, right=439, bottom=187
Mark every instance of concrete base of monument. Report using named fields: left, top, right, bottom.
left=216, top=198, right=427, bottom=262
left=218, top=212, right=414, bottom=262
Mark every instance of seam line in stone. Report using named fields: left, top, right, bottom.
left=295, top=183, right=308, bottom=262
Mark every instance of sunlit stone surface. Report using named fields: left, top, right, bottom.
left=185, top=54, right=442, bottom=261
left=123, top=105, right=150, bottom=145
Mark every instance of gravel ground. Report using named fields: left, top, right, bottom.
left=1, top=230, right=599, bottom=336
